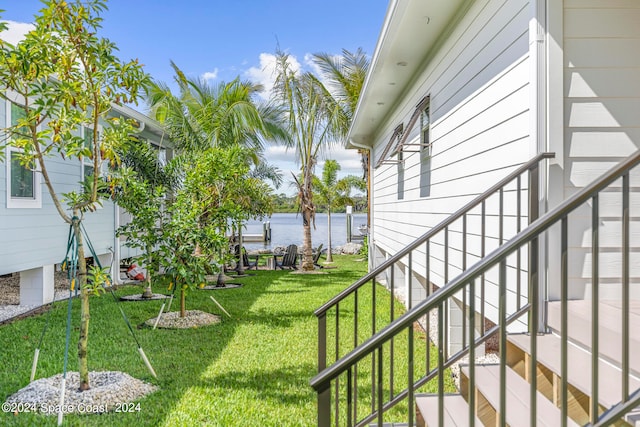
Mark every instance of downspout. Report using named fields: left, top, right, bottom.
left=349, top=137, right=373, bottom=270
left=529, top=0, right=548, bottom=332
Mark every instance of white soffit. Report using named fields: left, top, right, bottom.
left=348, top=0, right=465, bottom=148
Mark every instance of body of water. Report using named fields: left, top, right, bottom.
left=242, top=212, right=367, bottom=251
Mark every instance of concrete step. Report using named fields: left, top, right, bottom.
left=460, top=363, right=579, bottom=427
left=547, top=300, right=640, bottom=375
left=415, top=393, right=482, bottom=427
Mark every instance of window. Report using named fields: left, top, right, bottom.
left=419, top=98, right=432, bottom=197
left=82, top=126, right=95, bottom=179
left=421, top=101, right=431, bottom=156
left=6, top=100, right=41, bottom=208
left=397, top=148, right=405, bottom=200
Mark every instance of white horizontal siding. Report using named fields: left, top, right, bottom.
left=557, top=0, right=640, bottom=300
left=369, top=0, right=533, bottom=326
left=0, top=148, right=115, bottom=276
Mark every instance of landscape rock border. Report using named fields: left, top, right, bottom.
left=5, top=371, right=157, bottom=416
left=144, top=310, right=221, bottom=329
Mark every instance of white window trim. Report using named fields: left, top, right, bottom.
left=6, top=99, right=42, bottom=209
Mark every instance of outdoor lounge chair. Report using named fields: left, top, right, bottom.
left=312, top=244, right=324, bottom=268
left=274, top=244, right=298, bottom=270
left=242, top=247, right=259, bottom=270
left=232, top=245, right=258, bottom=272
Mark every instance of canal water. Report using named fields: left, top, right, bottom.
left=242, top=212, right=367, bottom=250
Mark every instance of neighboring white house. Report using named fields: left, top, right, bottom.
left=0, top=100, right=170, bottom=306
left=348, top=0, right=640, bottom=351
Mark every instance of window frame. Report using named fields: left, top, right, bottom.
left=5, top=99, right=42, bottom=209
left=420, top=100, right=432, bottom=157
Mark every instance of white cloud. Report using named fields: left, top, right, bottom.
left=201, top=68, right=219, bottom=82
left=266, top=144, right=363, bottom=179
left=0, top=20, right=34, bottom=45
left=244, top=52, right=301, bottom=101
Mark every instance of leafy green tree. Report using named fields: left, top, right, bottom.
left=272, top=50, right=345, bottom=270
left=313, top=160, right=365, bottom=262
left=0, top=0, right=147, bottom=390
left=148, top=64, right=285, bottom=268
left=158, top=147, right=273, bottom=316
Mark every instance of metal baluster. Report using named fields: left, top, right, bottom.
left=516, top=176, right=522, bottom=309
left=591, top=195, right=599, bottom=423
left=561, top=216, right=568, bottom=427
left=463, top=214, right=468, bottom=348
left=318, top=313, right=330, bottom=427
left=426, top=240, right=431, bottom=373
left=499, top=260, right=507, bottom=427
left=371, top=277, right=376, bottom=414
left=529, top=234, right=538, bottom=424
left=354, top=290, right=358, bottom=421
left=444, top=227, right=449, bottom=360
left=408, top=325, right=414, bottom=427
left=468, top=281, right=476, bottom=427
left=389, top=267, right=394, bottom=400
left=622, top=173, right=630, bottom=402
left=438, top=302, right=444, bottom=427
left=481, top=201, right=486, bottom=335
left=335, top=303, right=340, bottom=425
left=347, top=367, right=353, bottom=427
left=377, top=347, right=383, bottom=427
left=499, top=188, right=504, bottom=245
left=408, top=252, right=413, bottom=309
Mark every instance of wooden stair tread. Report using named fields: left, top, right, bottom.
left=508, top=333, right=640, bottom=408
left=415, top=394, right=482, bottom=426
left=547, top=300, right=640, bottom=374
left=461, top=363, right=579, bottom=427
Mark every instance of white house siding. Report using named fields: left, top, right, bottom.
left=370, top=0, right=534, bottom=324
left=559, top=0, right=640, bottom=300
left=0, top=152, right=116, bottom=276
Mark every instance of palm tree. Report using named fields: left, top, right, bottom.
left=312, top=49, right=371, bottom=219
left=147, top=61, right=288, bottom=175
left=271, top=50, right=345, bottom=271
left=147, top=63, right=288, bottom=271
left=313, top=160, right=365, bottom=263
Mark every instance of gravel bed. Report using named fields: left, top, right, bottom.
left=144, top=310, right=221, bottom=329
left=5, top=371, right=157, bottom=415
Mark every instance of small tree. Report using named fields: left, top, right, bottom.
left=113, top=167, right=167, bottom=298
left=0, top=0, right=147, bottom=390
left=113, top=141, right=176, bottom=298
left=158, top=146, right=273, bottom=316
left=313, top=160, right=365, bottom=262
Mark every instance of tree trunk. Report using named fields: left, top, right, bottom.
left=301, top=207, right=314, bottom=271
left=73, top=218, right=91, bottom=391
left=180, top=286, right=186, bottom=318
left=142, top=245, right=153, bottom=298
left=326, top=210, right=333, bottom=263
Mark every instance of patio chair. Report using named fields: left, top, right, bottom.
left=274, top=244, right=298, bottom=270
left=312, top=243, right=324, bottom=268
left=242, top=247, right=259, bottom=270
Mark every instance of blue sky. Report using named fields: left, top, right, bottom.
left=1, top=0, right=389, bottom=191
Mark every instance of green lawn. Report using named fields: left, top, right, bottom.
left=0, top=255, right=449, bottom=426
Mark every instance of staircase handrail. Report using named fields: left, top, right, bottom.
left=311, top=149, right=640, bottom=393
left=314, top=151, right=555, bottom=317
